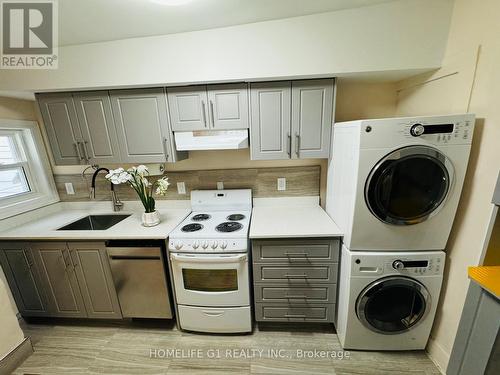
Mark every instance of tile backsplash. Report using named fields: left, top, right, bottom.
left=54, top=166, right=320, bottom=202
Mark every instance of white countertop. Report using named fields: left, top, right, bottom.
left=0, top=201, right=191, bottom=241
left=249, top=197, right=343, bottom=239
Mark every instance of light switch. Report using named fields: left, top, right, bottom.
left=65, top=182, right=75, bottom=195
left=277, top=178, right=286, bottom=191
left=217, top=181, right=224, bottom=190
left=177, top=182, right=186, bottom=195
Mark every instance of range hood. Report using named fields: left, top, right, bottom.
left=174, top=130, right=249, bottom=151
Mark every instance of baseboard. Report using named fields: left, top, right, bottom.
left=0, top=337, right=33, bottom=375
left=426, top=336, right=450, bottom=375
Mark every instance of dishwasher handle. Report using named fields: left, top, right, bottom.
left=106, top=246, right=162, bottom=258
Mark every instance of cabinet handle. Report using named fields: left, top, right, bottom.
left=295, top=133, right=300, bottom=156
left=284, top=314, right=307, bottom=318
left=22, top=250, right=32, bottom=268
left=284, top=273, right=308, bottom=278
left=163, top=138, right=170, bottom=162
left=287, top=133, right=291, bottom=157
left=70, top=249, right=78, bottom=268
left=285, top=295, right=307, bottom=298
left=74, top=142, right=84, bottom=161
left=61, top=250, right=71, bottom=270
left=209, top=100, right=215, bottom=127
left=201, top=100, right=207, bottom=127
left=82, top=141, right=90, bottom=163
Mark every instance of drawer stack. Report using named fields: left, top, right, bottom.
left=252, top=238, right=340, bottom=323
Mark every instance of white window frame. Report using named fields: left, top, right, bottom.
left=0, top=119, right=59, bottom=219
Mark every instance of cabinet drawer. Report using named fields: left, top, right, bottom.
left=253, top=264, right=337, bottom=283
left=254, top=284, right=336, bottom=303
left=252, top=239, right=339, bottom=263
left=255, top=303, right=335, bottom=322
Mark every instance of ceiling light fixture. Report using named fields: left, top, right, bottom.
left=150, top=0, right=193, bottom=6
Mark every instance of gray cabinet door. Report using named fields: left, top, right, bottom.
left=0, top=243, right=48, bottom=316
left=207, top=83, right=249, bottom=130
left=291, top=79, right=334, bottom=159
left=110, top=88, right=173, bottom=163
left=73, top=91, right=122, bottom=164
left=68, top=242, right=122, bottom=319
left=167, top=85, right=209, bottom=131
left=31, top=242, right=87, bottom=318
left=37, top=93, right=84, bottom=165
left=250, top=82, right=292, bottom=160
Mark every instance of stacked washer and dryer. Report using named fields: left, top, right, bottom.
left=326, top=114, right=474, bottom=350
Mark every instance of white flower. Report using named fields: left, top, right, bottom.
left=142, top=177, right=152, bottom=187
left=127, top=166, right=137, bottom=173
left=156, top=177, right=170, bottom=196
left=106, top=168, right=132, bottom=185
left=137, top=165, right=148, bottom=175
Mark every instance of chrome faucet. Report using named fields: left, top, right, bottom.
left=90, top=167, right=124, bottom=212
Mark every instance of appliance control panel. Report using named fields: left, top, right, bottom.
left=384, top=256, right=444, bottom=276
left=352, top=252, right=445, bottom=276
left=402, top=118, right=473, bottom=144
left=168, top=238, right=248, bottom=253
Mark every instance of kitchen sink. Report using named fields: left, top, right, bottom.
left=57, top=214, right=131, bottom=231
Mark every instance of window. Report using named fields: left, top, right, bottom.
left=0, top=119, right=59, bottom=220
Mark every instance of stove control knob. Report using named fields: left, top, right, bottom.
left=175, top=241, right=183, bottom=250
left=192, top=241, right=199, bottom=249
left=211, top=241, right=218, bottom=249
left=220, top=241, right=228, bottom=250
left=201, top=241, right=209, bottom=249
left=392, top=260, right=405, bottom=270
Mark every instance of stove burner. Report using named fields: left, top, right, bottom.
left=227, top=214, right=246, bottom=221
left=216, top=222, right=243, bottom=233
left=181, top=223, right=203, bottom=232
left=192, top=214, right=211, bottom=221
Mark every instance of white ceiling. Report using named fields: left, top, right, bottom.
left=59, top=0, right=395, bottom=46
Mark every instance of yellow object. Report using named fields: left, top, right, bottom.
left=468, top=266, right=500, bottom=299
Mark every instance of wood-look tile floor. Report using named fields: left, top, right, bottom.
left=13, top=320, right=441, bottom=375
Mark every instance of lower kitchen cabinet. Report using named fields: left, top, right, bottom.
left=0, top=243, right=49, bottom=317
left=30, top=242, right=87, bottom=318
left=252, top=238, right=340, bottom=323
left=1, top=241, right=123, bottom=319
left=68, top=242, right=122, bottom=319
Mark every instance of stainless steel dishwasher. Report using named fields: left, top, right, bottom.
left=106, top=240, right=173, bottom=319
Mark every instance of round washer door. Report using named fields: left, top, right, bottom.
left=365, top=145, right=453, bottom=225
left=356, top=276, right=431, bottom=335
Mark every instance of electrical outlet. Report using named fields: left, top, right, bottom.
left=65, top=182, right=75, bottom=195
left=277, top=178, right=286, bottom=191
left=177, top=182, right=186, bottom=195
left=217, top=181, right=224, bottom=190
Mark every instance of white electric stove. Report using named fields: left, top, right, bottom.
left=168, top=189, right=252, bottom=333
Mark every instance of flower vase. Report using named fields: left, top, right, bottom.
left=142, top=210, right=161, bottom=227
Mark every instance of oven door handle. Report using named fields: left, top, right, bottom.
left=170, top=253, right=247, bottom=263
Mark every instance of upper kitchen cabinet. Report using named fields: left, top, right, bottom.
left=249, top=79, right=335, bottom=160
left=37, top=93, right=84, bottom=165
left=110, top=88, right=187, bottom=163
left=73, top=91, right=122, bottom=164
left=167, top=83, right=249, bottom=131
left=291, top=79, right=334, bottom=159
left=207, top=83, right=249, bottom=130
left=249, top=82, right=292, bottom=160
left=167, top=85, right=209, bottom=131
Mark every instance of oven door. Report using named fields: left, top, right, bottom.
left=170, top=253, right=249, bottom=307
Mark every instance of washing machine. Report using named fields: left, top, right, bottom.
left=336, top=246, right=445, bottom=350
left=326, top=114, right=474, bottom=251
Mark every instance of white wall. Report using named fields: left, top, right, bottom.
left=396, top=0, right=500, bottom=371
left=0, top=0, right=453, bottom=92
